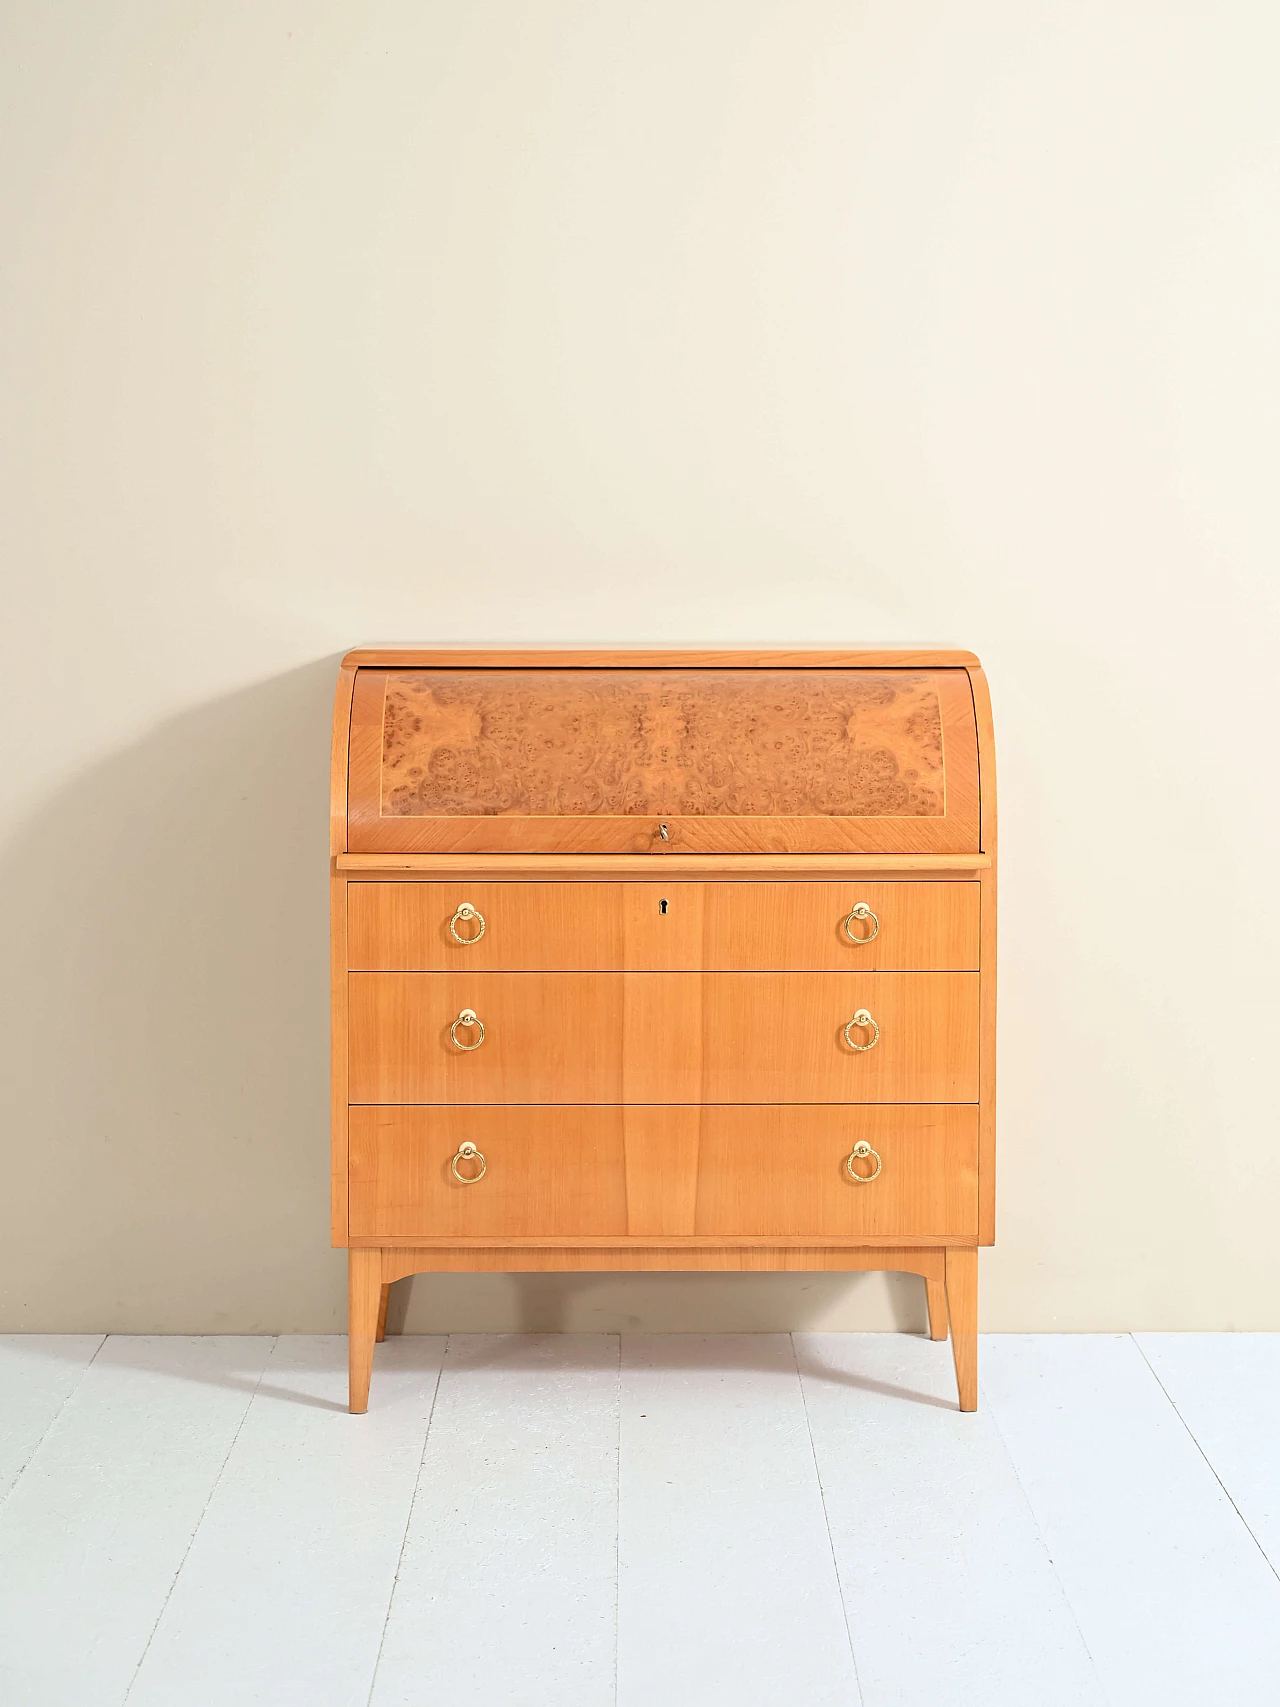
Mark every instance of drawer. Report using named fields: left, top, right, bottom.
left=349, top=1107, right=629, bottom=1239
left=347, top=971, right=979, bottom=1104
left=347, top=881, right=979, bottom=971
left=691, top=1105, right=977, bottom=1237
left=347, top=1105, right=977, bottom=1240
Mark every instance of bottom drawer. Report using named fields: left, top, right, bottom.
left=348, top=1105, right=977, bottom=1240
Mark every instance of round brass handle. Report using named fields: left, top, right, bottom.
left=843, top=1008, right=880, bottom=1051
left=449, top=1008, right=485, bottom=1050
left=451, top=1140, right=487, bottom=1184
left=845, top=1140, right=882, bottom=1184
left=449, top=903, right=486, bottom=945
left=843, top=902, right=880, bottom=944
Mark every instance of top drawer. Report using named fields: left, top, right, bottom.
left=347, top=882, right=979, bottom=971
left=346, top=668, right=981, bottom=854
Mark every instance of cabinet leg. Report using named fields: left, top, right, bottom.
left=944, top=1248, right=978, bottom=1412
left=375, top=1283, right=391, bottom=1343
left=349, top=1249, right=382, bottom=1414
left=925, top=1275, right=948, bottom=1341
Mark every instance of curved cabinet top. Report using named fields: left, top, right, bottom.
left=333, top=649, right=991, bottom=857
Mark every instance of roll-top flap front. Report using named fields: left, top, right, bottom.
left=345, top=667, right=981, bottom=854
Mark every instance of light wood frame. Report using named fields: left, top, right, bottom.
left=332, top=647, right=994, bottom=1415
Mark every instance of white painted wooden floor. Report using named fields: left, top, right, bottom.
left=1, top=1333, right=1277, bottom=1706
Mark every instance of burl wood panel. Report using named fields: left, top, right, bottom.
left=347, top=881, right=980, bottom=973
left=384, top=669, right=946, bottom=817
left=347, top=970, right=980, bottom=1104
left=348, top=1105, right=975, bottom=1241
left=346, top=668, right=981, bottom=853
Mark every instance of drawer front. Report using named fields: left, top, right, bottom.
left=692, top=1105, right=977, bottom=1237
left=349, top=1107, right=629, bottom=1239
left=348, top=1105, right=977, bottom=1240
left=348, top=971, right=979, bottom=1104
left=348, top=881, right=979, bottom=972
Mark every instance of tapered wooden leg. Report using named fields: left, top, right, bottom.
left=944, top=1248, right=978, bottom=1412
left=375, top=1283, right=391, bottom=1343
left=349, top=1249, right=382, bottom=1414
left=925, top=1275, right=948, bottom=1340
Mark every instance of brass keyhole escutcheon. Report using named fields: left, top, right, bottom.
left=659, top=898, right=669, bottom=914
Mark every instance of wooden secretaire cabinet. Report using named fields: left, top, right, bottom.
left=331, top=647, right=996, bottom=1411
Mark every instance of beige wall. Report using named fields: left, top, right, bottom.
left=3, top=2, right=1278, bottom=1334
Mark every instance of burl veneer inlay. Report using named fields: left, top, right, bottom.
left=379, top=670, right=945, bottom=820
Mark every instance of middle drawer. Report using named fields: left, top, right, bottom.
left=348, top=971, right=979, bottom=1104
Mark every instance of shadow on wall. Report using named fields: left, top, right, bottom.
left=0, top=660, right=344, bottom=1332
left=389, top=1268, right=929, bottom=1337
left=0, top=656, right=925, bottom=1335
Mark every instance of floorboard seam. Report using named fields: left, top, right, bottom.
left=790, top=1334, right=865, bottom=1707
left=364, top=1333, right=448, bottom=1707
left=0, top=1333, right=107, bottom=1514
left=979, top=1348, right=1113, bottom=1703
left=120, top=1335, right=278, bottom=1704
left=1131, top=1334, right=1280, bottom=1588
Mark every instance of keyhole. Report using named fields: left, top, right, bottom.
left=659, top=898, right=669, bottom=915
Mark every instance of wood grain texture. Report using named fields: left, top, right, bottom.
left=969, top=665, right=998, bottom=1247
left=381, top=669, right=948, bottom=818
left=347, top=1248, right=381, bottom=1413
left=347, top=970, right=980, bottom=1105
left=925, top=1275, right=948, bottom=1340
left=347, top=881, right=980, bottom=972
left=692, top=1105, right=977, bottom=1238
left=946, top=1246, right=978, bottom=1411
left=347, top=667, right=981, bottom=853
left=377, top=1245, right=951, bottom=1281
left=338, top=852, right=991, bottom=874
left=330, top=667, right=357, bottom=1246
left=332, top=646, right=994, bottom=1413
left=353, top=1233, right=973, bottom=1249
left=349, top=1107, right=629, bottom=1239
left=331, top=874, right=350, bottom=1247
left=342, top=646, right=982, bottom=669
left=349, top=1105, right=976, bottom=1241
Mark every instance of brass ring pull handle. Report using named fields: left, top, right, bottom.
left=449, top=1008, right=485, bottom=1051
left=450, top=1140, right=487, bottom=1184
left=845, top=1140, right=882, bottom=1184
left=449, top=903, right=486, bottom=945
left=843, top=902, right=880, bottom=944
left=843, top=1008, right=880, bottom=1051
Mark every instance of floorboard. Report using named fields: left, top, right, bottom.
left=618, top=1334, right=858, bottom=1707
left=368, top=1334, right=620, bottom=1707
left=127, top=1335, right=445, bottom=1707
left=0, top=1335, right=104, bottom=1503
left=0, top=1336, right=273, bottom=1707
left=797, top=1332, right=1105, bottom=1707
left=982, top=1334, right=1280, bottom=1707
left=1135, top=1334, right=1280, bottom=1579
left=2, top=1331, right=1277, bottom=1706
